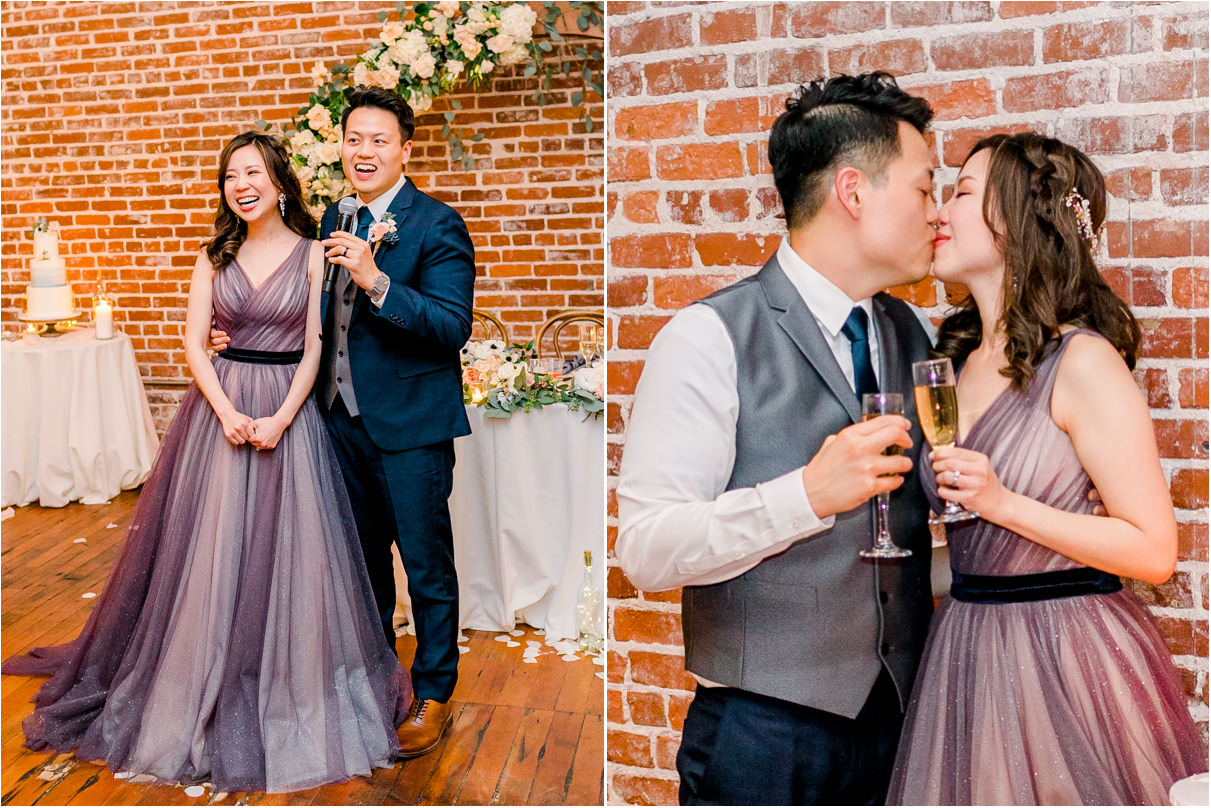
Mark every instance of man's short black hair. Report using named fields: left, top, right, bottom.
left=342, top=86, right=416, bottom=142
left=769, top=72, right=933, bottom=229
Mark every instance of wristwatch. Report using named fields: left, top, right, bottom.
left=369, top=272, right=390, bottom=303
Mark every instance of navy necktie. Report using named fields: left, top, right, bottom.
left=841, top=306, right=879, bottom=398
left=343, top=207, right=374, bottom=292
left=355, top=205, right=373, bottom=242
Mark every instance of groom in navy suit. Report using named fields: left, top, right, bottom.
left=318, top=87, right=475, bottom=757
left=217, top=86, right=475, bottom=757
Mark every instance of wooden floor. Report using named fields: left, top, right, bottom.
left=0, top=491, right=603, bottom=806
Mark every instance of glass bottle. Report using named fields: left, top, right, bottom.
left=577, top=550, right=602, bottom=654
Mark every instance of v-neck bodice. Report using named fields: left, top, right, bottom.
left=211, top=238, right=311, bottom=353
left=921, top=329, right=1102, bottom=576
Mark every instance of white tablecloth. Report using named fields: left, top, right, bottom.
left=2, top=329, right=159, bottom=508
left=394, top=403, right=604, bottom=640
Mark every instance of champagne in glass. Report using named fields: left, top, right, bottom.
left=577, top=323, right=595, bottom=361
left=912, top=357, right=979, bottom=524
left=859, top=392, right=912, bottom=559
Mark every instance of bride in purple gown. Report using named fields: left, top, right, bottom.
left=887, top=134, right=1202, bottom=805
left=2, top=132, right=410, bottom=793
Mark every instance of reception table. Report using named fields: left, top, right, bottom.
left=395, top=403, right=605, bottom=641
left=2, top=329, right=159, bottom=508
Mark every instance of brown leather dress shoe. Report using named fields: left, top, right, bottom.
left=397, top=697, right=453, bottom=759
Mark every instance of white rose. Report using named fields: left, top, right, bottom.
left=294, top=162, right=315, bottom=186
left=573, top=364, right=604, bottom=396
left=499, top=43, right=528, bottom=66
left=310, top=61, right=329, bottom=85
left=289, top=128, right=317, bottom=152
left=446, top=59, right=464, bottom=78
left=479, top=60, right=494, bottom=74
left=485, top=339, right=505, bottom=353
left=437, top=0, right=460, bottom=16
left=389, top=30, right=426, bottom=65
left=375, top=64, right=401, bottom=89
left=316, top=141, right=341, bottom=165
left=410, top=51, right=436, bottom=79
left=467, top=5, right=491, bottom=35
left=380, top=20, right=405, bottom=45
left=352, top=62, right=372, bottom=87
left=486, top=33, right=513, bottom=54
left=499, top=4, right=537, bottom=43
left=471, top=342, right=493, bottom=361
left=410, top=93, right=433, bottom=113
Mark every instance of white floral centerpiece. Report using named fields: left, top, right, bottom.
left=275, top=1, right=603, bottom=212
left=461, top=338, right=603, bottom=419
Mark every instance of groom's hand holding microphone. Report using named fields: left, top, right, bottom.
left=801, top=416, right=913, bottom=519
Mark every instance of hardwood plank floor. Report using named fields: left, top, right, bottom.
left=0, top=492, right=604, bottom=806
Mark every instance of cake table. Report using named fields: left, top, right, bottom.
left=2, top=328, right=159, bottom=508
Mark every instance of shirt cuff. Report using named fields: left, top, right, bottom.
left=758, top=466, right=834, bottom=539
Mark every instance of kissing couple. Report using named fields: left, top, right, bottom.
left=617, top=72, right=1203, bottom=806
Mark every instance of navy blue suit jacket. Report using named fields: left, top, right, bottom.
left=318, top=179, right=476, bottom=452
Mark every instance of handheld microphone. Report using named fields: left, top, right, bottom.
left=323, top=196, right=359, bottom=295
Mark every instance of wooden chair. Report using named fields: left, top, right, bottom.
left=471, top=309, right=508, bottom=344
left=535, top=310, right=604, bottom=358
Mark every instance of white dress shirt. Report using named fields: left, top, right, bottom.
left=615, top=239, right=935, bottom=593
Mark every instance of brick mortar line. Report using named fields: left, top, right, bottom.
left=604, top=0, right=1197, bottom=31
left=605, top=42, right=1207, bottom=73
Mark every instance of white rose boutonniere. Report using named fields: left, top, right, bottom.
left=369, top=212, right=399, bottom=256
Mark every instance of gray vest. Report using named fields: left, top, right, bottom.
left=324, top=267, right=361, bottom=414
left=685, top=255, right=934, bottom=718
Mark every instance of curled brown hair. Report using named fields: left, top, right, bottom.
left=934, top=133, right=1140, bottom=389
left=205, top=131, right=317, bottom=271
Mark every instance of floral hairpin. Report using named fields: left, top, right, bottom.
left=369, top=211, right=399, bottom=256
left=1063, top=188, right=1098, bottom=246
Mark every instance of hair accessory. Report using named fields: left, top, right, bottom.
left=278, top=193, right=286, bottom=216
left=1062, top=188, right=1098, bottom=246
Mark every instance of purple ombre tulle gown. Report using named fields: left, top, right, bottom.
left=2, top=239, right=410, bottom=793
left=887, top=330, right=1203, bottom=805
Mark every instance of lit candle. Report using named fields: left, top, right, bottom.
left=94, top=298, right=113, bottom=340
left=470, top=383, right=485, bottom=403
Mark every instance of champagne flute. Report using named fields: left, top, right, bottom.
left=912, top=357, right=979, bottom=524
left=860, top=392, right=912, bottom=559
left=577, top=323, right=595, bottom=361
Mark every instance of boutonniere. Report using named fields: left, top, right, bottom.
left=369, top=212, right=399, bottom=257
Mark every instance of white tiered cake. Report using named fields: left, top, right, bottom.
left=22, top=219, right=76, bottom=321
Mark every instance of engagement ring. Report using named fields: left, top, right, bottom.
left=951, top=470, right=961, bottom=486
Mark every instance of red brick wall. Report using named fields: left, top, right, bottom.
left=605, top=2, right=1208, bottom=803
left=0, top=1, right=604, bottom=431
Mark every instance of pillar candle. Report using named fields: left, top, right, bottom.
left=95, top=299, right=114, bottom=340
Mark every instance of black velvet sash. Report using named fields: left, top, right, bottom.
left=214, top=347, right=304, bottom=365
left=950, top=567, right=1122, bottom=604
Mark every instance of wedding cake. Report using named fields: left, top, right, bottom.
left=23, top=219, right=75, bottom=320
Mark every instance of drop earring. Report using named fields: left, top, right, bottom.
left=278, top=193, right=286, bottom=216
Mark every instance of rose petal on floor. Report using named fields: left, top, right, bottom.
left=184, top=786, right=205, bottom=798
left=494, top=634, right=511, bottom=642
left=82, top=592, right=96, bottom=599
left=73, top=538, right=87, bottom=544
left=458, top=646, right=469, bottom=655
